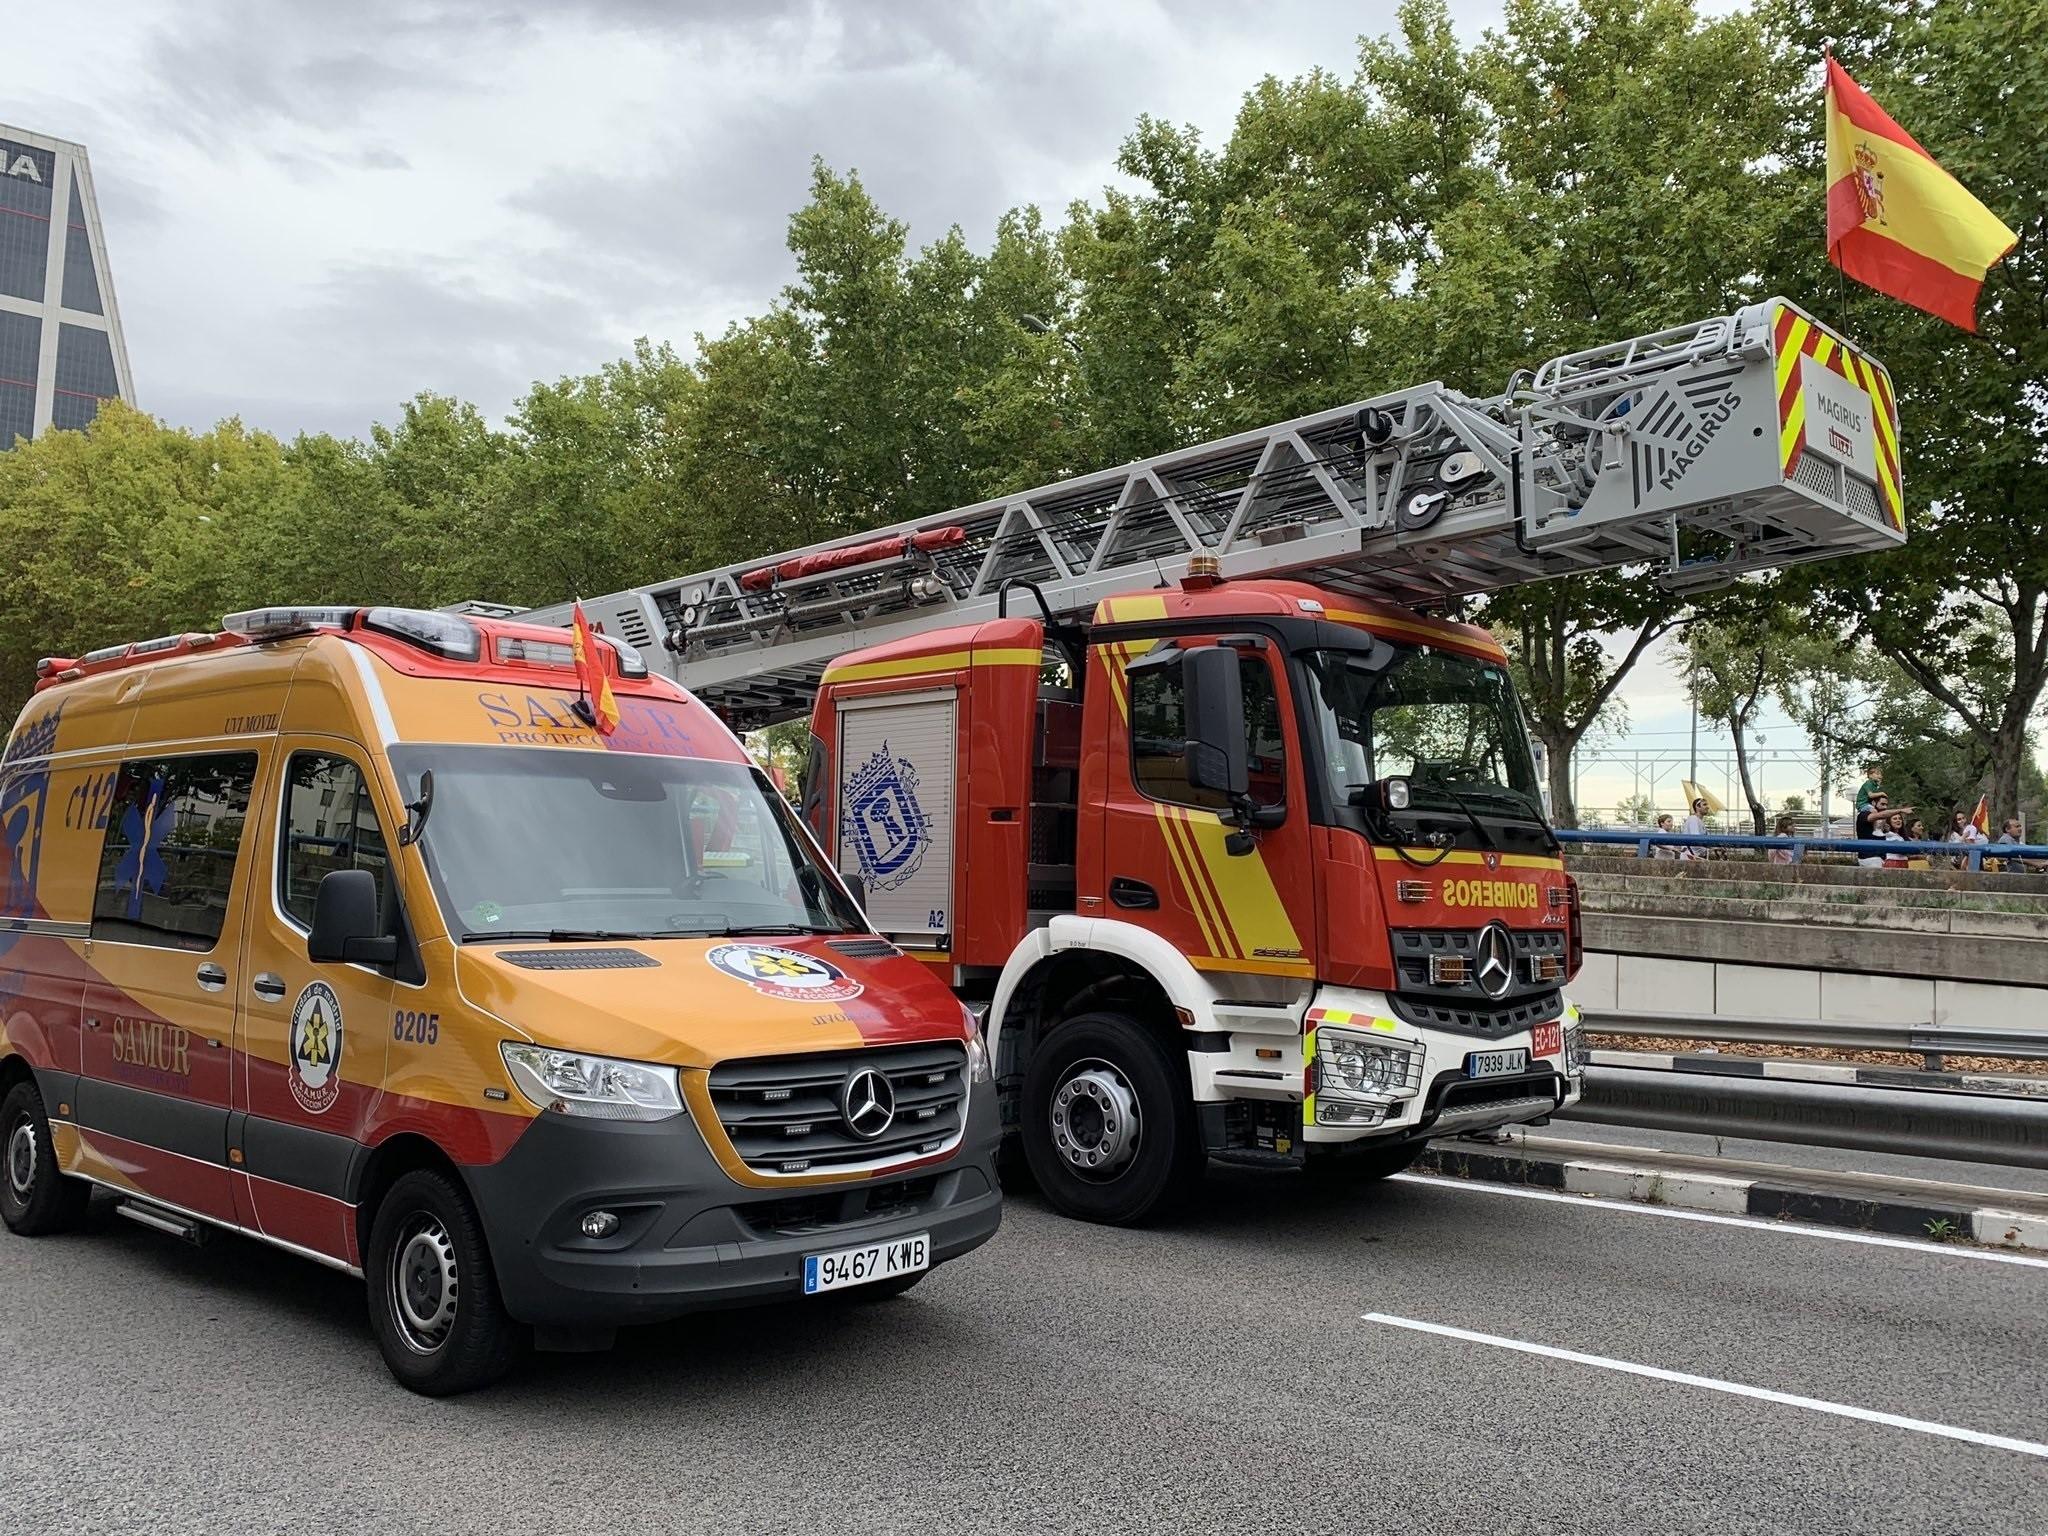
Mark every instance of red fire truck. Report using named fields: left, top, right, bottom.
left=510, top=299, right=1903, bottom=1223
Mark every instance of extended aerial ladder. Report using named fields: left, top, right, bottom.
left=506, top=299, right=1902, bottom=728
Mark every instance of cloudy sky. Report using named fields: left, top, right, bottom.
left=10, top=0, right=1871, bottom=816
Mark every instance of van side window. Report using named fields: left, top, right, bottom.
left=280, top=753, right=392, bottom=930
left=91, top=753, right=258, bottom=951
left=1127, top=653, right=1286, bottom=811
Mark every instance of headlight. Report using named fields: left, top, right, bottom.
left=962, top=1007, right=991, bottom=1083
left=500, top=1043, right=684, bottom=1121
left=1313, top=1025, right=1422, bottom=1124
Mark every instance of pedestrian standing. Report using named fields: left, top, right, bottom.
left=1651, top=812, right=1679, bottom=860
left=1768, top=813, right=1797, bottom=865
left=1679, top=797, right=1710, bottom=861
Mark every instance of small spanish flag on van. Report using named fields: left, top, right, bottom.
left=571, top=600, right=621, bottom=735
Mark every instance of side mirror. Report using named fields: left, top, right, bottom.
left=308, top=868, right=399, bottom=966
left=1180, top=645, right=1248, bottom=800
left=841, top=869, right=868, bottom=910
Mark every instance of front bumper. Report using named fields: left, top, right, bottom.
left=1190, top=988, right=1582, bottom=1150
left=1303, top=990, right=1581, bottom=1144
left=466, top=1079, right=1003, bottom=1329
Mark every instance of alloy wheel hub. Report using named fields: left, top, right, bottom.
left=1049, top=1060, right=1142, bottom=1179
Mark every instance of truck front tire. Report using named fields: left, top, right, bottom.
left=1021, top=1012, right=1201, bottom=1226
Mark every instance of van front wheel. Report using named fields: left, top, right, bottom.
left=366, top=1168, right=520, bottom=1396
left=0, top=1080, right=89, bottom=1236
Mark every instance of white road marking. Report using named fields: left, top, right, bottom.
left=1363, top=1312, right=2048, bottom=1460
left=1389, top=1171, right=2048, bottom=1269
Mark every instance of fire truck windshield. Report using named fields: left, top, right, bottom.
left=388, top=745, right=863, bottom=942
left=1299, top=646, right=1545, bottom=829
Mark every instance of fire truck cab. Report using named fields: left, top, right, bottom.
left=804, top=566, right=1584, bottom=1223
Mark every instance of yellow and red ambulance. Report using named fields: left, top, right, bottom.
left=0, top=605, right=998, bottom=1393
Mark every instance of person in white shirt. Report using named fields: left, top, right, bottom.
left=1651, top=812, right=1679, bottom=859
left=1678, top=797, right=1710, bottom=860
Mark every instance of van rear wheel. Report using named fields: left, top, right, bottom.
left=366, top=1168, right=520, bottom=1396
left=1021, top=1011, right=1201, bottom=1226
left=0, top=1080, right=89, bottom=1236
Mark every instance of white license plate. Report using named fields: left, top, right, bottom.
left=803, top=1232, right=929, bottom=1295
left=1465, top=1049, right=1529, bottom=1079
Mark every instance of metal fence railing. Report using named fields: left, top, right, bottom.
left=1555, top=827, right=2048, bottom=872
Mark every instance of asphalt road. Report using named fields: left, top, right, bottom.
left=4, top=1166, right=2043, bottom=1536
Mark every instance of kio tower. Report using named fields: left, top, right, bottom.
left=0, top=124, right=133, bottom=448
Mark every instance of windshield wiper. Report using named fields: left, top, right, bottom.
left=1425, top=778, right=1497, bottom=851
left=725, top=923, right=846, bottom=936
left=1477, top=785, right=1562, bottom=852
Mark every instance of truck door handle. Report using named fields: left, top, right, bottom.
left=196, top=963, right=228, bottom=993
left=1110, top=877, right=1159, bottom=910
left=251, top=973, right=288, bottom=1003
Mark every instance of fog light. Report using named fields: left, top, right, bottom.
left=581, top=1210, right=620, bottom=1239
left=1384, top=777, right=1411, bottom=811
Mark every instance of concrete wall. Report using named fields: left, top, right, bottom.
left=1572, top=948, right=2045, bottom=1041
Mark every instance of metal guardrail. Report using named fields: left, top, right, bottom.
left=1563, top=1065, right=2048, bottom=1169
left=1555, top=827, right=2048, bottom=870
left=1581, top=1009, right=2048, bottom=1062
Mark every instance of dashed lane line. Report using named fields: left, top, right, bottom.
left=1363, top=1312, right=2048, bottom=1461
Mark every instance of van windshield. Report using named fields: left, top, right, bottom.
left=387, top=746, right=862, bottom=941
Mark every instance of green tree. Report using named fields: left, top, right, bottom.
left=1678, top=608, right=1805, bottom=833
left=0, top=402, right=306, bottom=722
left=1770, top=0, right=2047, bottom=826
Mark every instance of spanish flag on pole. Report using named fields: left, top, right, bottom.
left=1825, top=54, right=2017, bottom=332
left=1970, top=793, right=1991, bottom=837
left=570, top=600, right=621, bottom=735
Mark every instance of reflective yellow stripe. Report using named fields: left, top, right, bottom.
left=1094, top=594, right=1170, bottom=625
left=1156, top=805, right=1232, bottom=957
left=1175, top=804, right=1303, bottom=960
left=1324, top=609, right=1507, bottom=661
left=1779, top=390, right=1807, bottom=470
left=1369, top=847, right=1561, bottom=871
left=822, top=647, right=1040, bottom=685
left=1190, top=954, right=1316, bottom=978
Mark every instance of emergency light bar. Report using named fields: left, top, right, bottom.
left=222, top=605, right=359, bottom=639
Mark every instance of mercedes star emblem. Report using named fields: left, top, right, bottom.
left=1475, top=922, right=1516, bottom=1000
left=840, top=1066, right=897, bottom=1141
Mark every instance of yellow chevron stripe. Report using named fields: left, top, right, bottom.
left=1156, top=804, right=1234, bottom=956
left=1811, top=333, right=1838, bottom=369
left=1774, top=315, right=1811, bottom=398
left=1175, top=804, right=1303, bottom=960
left=1779, top=391, right=1806, bottom=471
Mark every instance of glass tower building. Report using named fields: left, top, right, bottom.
left=0, top=124, right=133, bottom=448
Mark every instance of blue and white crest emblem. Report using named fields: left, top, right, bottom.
left=843, top=741, right=930, bottom=893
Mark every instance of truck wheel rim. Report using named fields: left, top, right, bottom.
left=5, top=1117, right=34, bottom=1200
left=390, top=1216, right=460, bottom=1353
left=1049, top=1058, right=1141, bottom=1180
